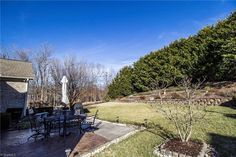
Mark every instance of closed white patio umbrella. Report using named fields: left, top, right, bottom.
left=61, top=75, right=69, bottom=105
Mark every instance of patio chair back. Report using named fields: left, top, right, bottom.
left=27, top=115, right=46, bottom=141
left=53, top=109, right=61, bottom=116
left=28, top=115, right=44, bottom=132
left=92, top=110, right=99, bottom=125
left=62, top=110, right=73, bottom=117
left=81, top=110, right=98, bottom=131
left=73, top=103, right=85, bottom=114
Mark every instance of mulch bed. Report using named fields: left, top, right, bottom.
left=70, top=132, right=109, bottom=157
left=163, top=138, right=203, bottom=156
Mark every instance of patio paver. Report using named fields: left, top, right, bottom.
left=0, top=119, right=136, bottom=157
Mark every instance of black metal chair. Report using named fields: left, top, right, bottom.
left=43, top=115, right=62, bottom=138
left=81, top=110, right=98, bottom=131
left=28, top=115, right=45, bottom=141
left=66, top=115, right=83, bottom=136
left=64, top=110, right=84, bottom=135
left=73, top=103, right=85, bottom=115
left=53, top=109, right=61, bottom=115
left=43, top=110, right=83, bottom=137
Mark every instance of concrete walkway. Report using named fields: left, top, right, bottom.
left=70, top=120, right=136, bottom=156
left=94, top=120, right=136, bottom=141
left=0, top=120, right=136, bottom=157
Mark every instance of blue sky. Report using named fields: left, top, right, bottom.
left=1, top=1, right=235, bottom=71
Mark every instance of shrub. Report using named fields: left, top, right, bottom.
left=104, top=95, right=111, bottom=102
left=217, top=91, right=231, bottom=97
left=140, top=96, right=146, bottom=100
left=232, top=94, right=236, bottom=105
left=17, top=121, right=30, bottom=130
left=170, top=92, right=184, bottom=99
left=204, top=85, right=211, bottom=91
left=117, top=96, right=124, bottom=100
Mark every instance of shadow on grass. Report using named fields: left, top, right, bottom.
left=220, top=100, right=236, bottom=110
left=224, top=113, right=236, bottom=119
left=208, top=133, right=236, bottom=157
left=206, top=109, right=224, bottom=114
left=145, top=122, right=175, bottom=140
left=206, top=109, right=236, bottom=120
left=83, top=108, right=91, bottom=113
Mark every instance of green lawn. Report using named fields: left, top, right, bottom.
left=87, top=102, right=236, bottom=157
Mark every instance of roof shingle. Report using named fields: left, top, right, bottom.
left=0, top=58, right=34, bottom=79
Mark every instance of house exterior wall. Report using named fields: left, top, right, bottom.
left=0, top=80, right=28, bottom=113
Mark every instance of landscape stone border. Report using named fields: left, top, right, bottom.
left=98, top=120, right=146, bottom=130
left=118, top=97, right=232, bottom=106
left=153, top=139, right=208, bottom=157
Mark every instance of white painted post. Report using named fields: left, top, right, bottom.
left=22, top=78, right=29, bottom=117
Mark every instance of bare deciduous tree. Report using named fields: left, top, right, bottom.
left=151, top=77, right=171, bottom=105
left=87, top=63, right=102, bottom=101
left=100, top=68, right=115, bottom=100
left=15, top=49, right=30, bottom=61
left=2, top=43, right=112, bottom=108
left=0, top=46, right=10, bottom=59
left=38, top=55, right=113, bottom=106
left=102, top=68, right=115, bottom=88
left=156, top=77, right=207, bottom=142
left=34, top=44, right=52, bottom=102
left=50, top=58, right=63, bottom=106
left=64, top=57, right=89, bottom=106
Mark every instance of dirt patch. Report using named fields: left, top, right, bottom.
left=163, top=138, right=203, bottom=156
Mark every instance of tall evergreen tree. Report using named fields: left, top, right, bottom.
left=108, top=12, right=236, bottom=98
left=107, top=66, right=133, bottom=99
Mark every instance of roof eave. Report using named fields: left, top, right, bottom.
left=0, top=75, right=34, bottom=80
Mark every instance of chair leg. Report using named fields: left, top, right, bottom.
left=28, top=132, right=45, bottom=141
left=27, top=134, right=37, bottom=141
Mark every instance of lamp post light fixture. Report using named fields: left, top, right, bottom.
left=65, top=148, right=71, bottom=157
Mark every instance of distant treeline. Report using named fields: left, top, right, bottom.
left=1, top=45, right=115, bottom=106
left=108, top=12, right=236, bottom=99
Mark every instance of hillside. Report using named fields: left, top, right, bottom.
left=108, top=11, right=236, bottom=99
left=117, top=81, right=236, bottom=106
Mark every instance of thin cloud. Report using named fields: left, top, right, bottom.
left=193, top=13, right=228, bottom=28
left=120, top=57, right=137, bottom=65
left=157, top=33, right=164, bottom=40
left=156, top=31, right=188, bottom=42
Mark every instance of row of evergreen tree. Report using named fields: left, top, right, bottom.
left=107, top=12, right=236, bottom=99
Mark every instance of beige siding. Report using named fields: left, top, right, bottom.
left=0, top=80, right=27, bottom=112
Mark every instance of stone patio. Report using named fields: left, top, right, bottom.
left=0, top=120, right=136, bottom=157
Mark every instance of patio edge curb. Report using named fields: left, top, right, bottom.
left=79, top=126, right=142, bottom=157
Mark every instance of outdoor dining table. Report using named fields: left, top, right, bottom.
left=43, top=111, right=87, bottom=138
left=61, top=110, right=72, bottom=137
left=35, top=112, right=48, bottom=120
left=43, top=115, right=60, bottom=138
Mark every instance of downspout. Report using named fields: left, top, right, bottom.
left=22, top=78, right=29, bottom=117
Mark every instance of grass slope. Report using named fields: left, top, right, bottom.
left=88, top=102, right=236, bottom=157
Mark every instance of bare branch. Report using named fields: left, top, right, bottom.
left=154, top=76, right=207, bottom=142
